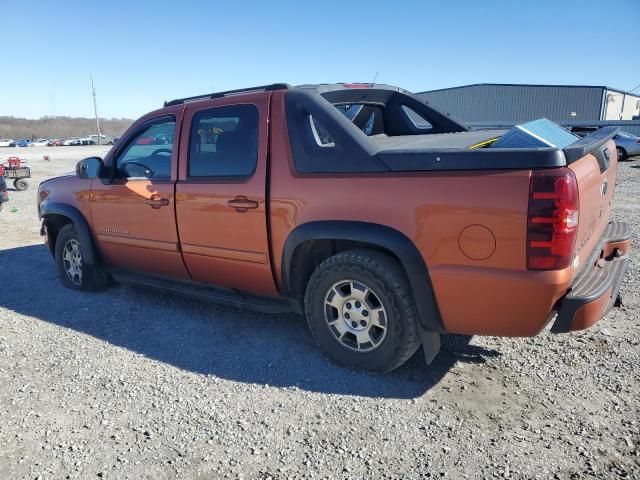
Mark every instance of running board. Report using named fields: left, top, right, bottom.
left=110, top=271, right=298, bottom=314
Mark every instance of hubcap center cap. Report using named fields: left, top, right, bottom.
left=342, top=298, right=370, bottom=331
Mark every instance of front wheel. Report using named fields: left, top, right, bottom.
left=54, top=224, right=110, bottom=291
left=617, top=147, right=628, bottom=161
left=304, top=249, right=421, bottom=373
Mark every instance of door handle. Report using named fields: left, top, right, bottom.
left=227, top=196, right=258, bottom=212
left=145, top=195, right=169, bottom=209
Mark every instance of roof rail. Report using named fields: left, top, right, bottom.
left=163, top=83, right=290, bottom=107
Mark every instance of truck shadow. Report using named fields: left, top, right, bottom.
left=0, top=244, right=500, bottom=399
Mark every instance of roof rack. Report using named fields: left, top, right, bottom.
left=163, top=83, right=290, bottom=107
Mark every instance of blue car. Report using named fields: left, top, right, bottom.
left=15, top=139, right=31, bottom=147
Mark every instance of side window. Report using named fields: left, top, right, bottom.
left=402, top=105, right=432, bottom=130
left=309, top=115, right=335, bottom=147
left=115, top=118, right=175, bottom=179
left=189, top=105, right=259, bottom=177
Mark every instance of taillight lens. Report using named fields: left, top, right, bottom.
left=527, top=168, right=579, bottom=270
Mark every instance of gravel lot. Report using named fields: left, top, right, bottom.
left=0, top=146, right=638, bottom=479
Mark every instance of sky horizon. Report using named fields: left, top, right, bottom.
left=2, top=0, right=638, bottom=120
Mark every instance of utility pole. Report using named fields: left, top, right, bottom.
left=91, top=75, right=102, bottom=145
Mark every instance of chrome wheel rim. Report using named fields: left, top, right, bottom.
left=324, top=280, right=388, bottom=352
left=62, top=239, right=82, bottom=286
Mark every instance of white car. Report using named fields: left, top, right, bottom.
left=63, top=137, right=83, bottom=146
left=31, top=139, right=50, bottom=147
left=80, top=134, right=111, bottom=145
left=0, top=139, right=15, bottom=147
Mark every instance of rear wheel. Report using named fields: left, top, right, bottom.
left=13, top=179, right=28, bottom=191
left=54, top=224, right=109, bottom=291
left=304, top=249, right=421, bottom=373
left=617, top=147, right=628, bottom=161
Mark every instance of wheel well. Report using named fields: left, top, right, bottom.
left=288, top=239, right=403, bottom=302
left=43, top=214, right=72, bottom=256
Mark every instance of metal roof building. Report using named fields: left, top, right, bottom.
left=416, top=83, right=640, bottom=123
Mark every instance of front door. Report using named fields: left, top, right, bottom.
left=175, top=94, right=277, bottom=296
left=90, top=114, right=190, bottom=279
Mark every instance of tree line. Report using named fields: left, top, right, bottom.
left=0, top=116, right=134, bottom=140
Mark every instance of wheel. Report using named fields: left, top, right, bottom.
left=54, top=224, right=110, bottom=291
left=13, top=179, right=28, bottom=191
left=304, top=249, right=421, bottom=373
left=617, top=147, right=628, bottom=161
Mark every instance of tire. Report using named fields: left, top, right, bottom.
left=304, top=249, right=421, bottom=373
left=617, top=147, right=628, bottom=161
left=54, top=224, right=110, bottom=291
left=13, top=179, right=28, bottom=191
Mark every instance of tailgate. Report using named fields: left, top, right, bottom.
left=564, top=127, right=619, bottom=274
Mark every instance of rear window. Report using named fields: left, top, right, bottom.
left=402, top=105, right=432, bottom=130
left=334, top=104, right=382, bottom=136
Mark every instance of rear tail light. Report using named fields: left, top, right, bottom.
left=343, top=83, right=371, bottom=89
left=527, top=168, right=579, bottom=270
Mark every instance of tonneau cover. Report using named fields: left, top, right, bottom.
left=371, top=131, right=506, bottom=151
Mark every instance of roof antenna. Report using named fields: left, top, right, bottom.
left=370, top=71, right=379, bottom=87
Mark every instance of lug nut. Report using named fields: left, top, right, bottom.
left=351, top=321, right=358, bottom=328
left=360, top=320, right=367, bottom=327
left=355, top=301, right=361, bottom=308
left=345, top=313, right=351, bottom=320
left=362, top=310, right=369, bottom=317
left=346, top=302, right=352, bottom=309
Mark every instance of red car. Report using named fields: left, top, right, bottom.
left=136, top=136, right=156, bottom=145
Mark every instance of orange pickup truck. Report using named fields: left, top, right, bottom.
left=37, top=83, right=631, bottom=373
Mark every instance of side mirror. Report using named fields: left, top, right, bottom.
left=76, top=157, right=104, bottom=179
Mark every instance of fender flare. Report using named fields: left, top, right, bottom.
left=281, top=221, right=445, bottom=337
left=40, top=202, right=98, bottom=265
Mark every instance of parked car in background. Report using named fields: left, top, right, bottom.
left=80, top=134, right=111, bottom=145
left=16, top=139, right=30, bottom=147
left=48, top=139, right=64, bottom=146
left=613, top=131, right=640, bottom=160
left=31, top=139, right=51, bottom=147
left=63, top=138, right=83, bottom=146
left=0, top=139, right=16, bottom=147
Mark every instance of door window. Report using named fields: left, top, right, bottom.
left=188, top=105, right=259, bottom=177
left=115, top=118, right=175, bottom=179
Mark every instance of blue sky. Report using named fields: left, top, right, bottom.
left=2, top=0, right=638, bottom=119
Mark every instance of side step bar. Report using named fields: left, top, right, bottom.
left=110, top=271, right=299, bottom=314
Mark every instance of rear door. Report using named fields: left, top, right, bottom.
left=175, top=93, right=278, bottom=296
left=90, top=114, right=190, bottom=279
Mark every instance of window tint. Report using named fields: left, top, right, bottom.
left=402, top=105, right=432, bottom=130
left=189, top=105, right=259, bottom=177
left=115, top=118, right=175, bottom=179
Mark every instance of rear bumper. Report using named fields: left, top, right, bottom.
left=551, top=221, right=631, bottom=333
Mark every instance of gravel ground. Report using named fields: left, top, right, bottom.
left=0, top=146, right=638, bottom=479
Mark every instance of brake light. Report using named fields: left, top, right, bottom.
left=527, top=168, right=579, bottom=270
left=343, top=83, right=371, bottom=89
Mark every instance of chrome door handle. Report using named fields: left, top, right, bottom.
left=145, top=195, right=169, bottom=209
left=227, top=196, right=258, bottom=212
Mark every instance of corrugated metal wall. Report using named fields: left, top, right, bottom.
left=418, top=85, right=605, bottom=123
